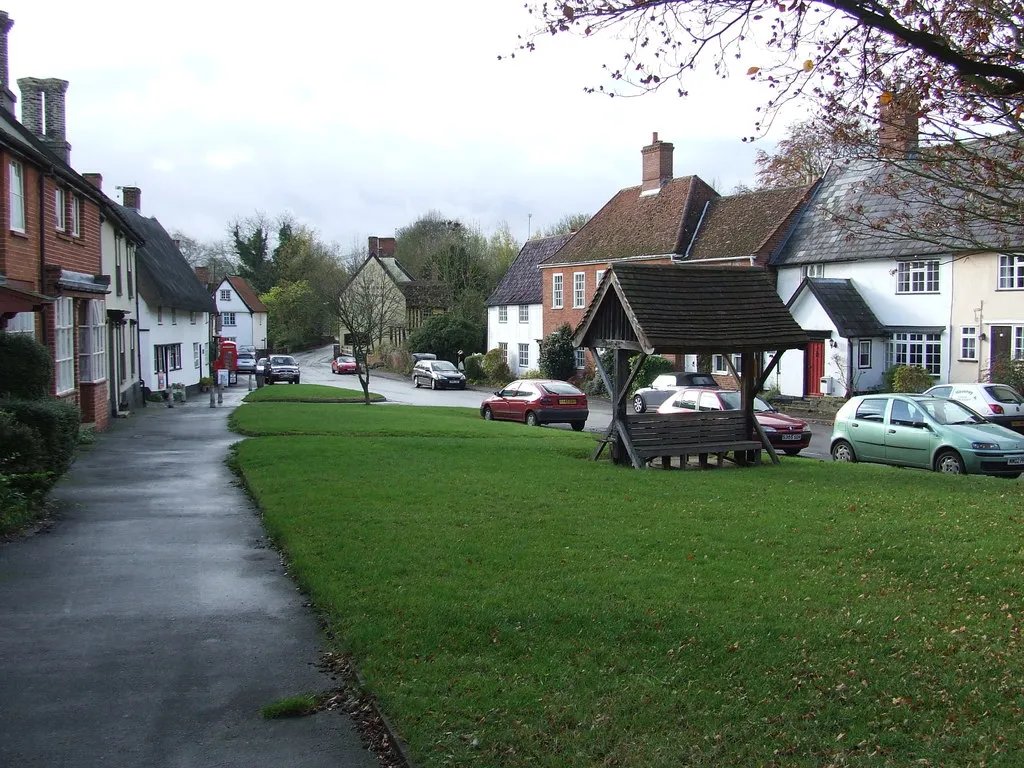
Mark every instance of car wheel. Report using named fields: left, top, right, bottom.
left=483, top=407, right=493, bottom=421
left=632, top=394, right=646, bottom=414
left=295, top=378, right=300, bottom=385
left=430, top=378, right=437, bottom=390
left=571, top=421, right=585, bottom=432
left=783, top=449, right=802, bottom=456
left=935, top=450, right=966, bottom=475
left=831, top=440, right=856, bottom=463
left=525, top=411, right=539, bottom=427
left=413, top=376, right=420, bottom=388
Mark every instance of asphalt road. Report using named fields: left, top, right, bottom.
left=289, top=347, right=836, bottom=461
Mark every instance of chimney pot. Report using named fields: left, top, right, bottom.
left=122, top=186, right=141, bottom=211
left=83, top=172, right=102, bottom=190
left=641, top=133, right=674, bottom=193
left=0, top=12, right=16, bottom=114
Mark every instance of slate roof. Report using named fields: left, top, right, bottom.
left=380, top=257, right=414, bottom=282
left=788, top=278, right=886, bottom=338
left=774, top=157, right=1024, bottom=266
left=684, top=185, right=811, bottom=262
left=119, top=207, right=218, bottom=313
left=225, top=275, right=268, bottom=313
left=573, top=263, right=809, bottom=355
left=543, top=176, right=718, bottom=265
left=487, top=234, right=573, bottom=306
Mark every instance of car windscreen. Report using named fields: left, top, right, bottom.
left=271, top=356, right=295, bottom=365
left=339, top=356, right=355, bottom=363
left=433, top=361, right=458, bottom=371
left=542, top=382, right=584, bottom=395
left=917, top=398, right=985, bottom=425
left=986, top=385, right=1024, bottom=404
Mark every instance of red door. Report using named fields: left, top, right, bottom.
left=805, top=341, right=825, bottom=396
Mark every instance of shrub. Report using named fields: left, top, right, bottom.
left=633, top=355, right=673, bottom=391
left=891, top=365, right=933, bottom=393
left=0, top=334, right=53, bottom=399
left=881, top=365, right=900, bottom=393
left=482, top=348, right=513, bottom=386
left=0, top=398, right=80, bottom=487
left=520, top=368, right=544, bottom=379
left=407, top=314, right=485, bottom=364
left=539, top=324, right=577, bottom=382
left=464, top=354, right=485, bottom=382
left=988, top=357, right=1024, bottom=395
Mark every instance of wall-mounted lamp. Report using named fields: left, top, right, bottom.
left=979, top=332, right=988, bottom=341
left=828, top=339, right=838, bottom=349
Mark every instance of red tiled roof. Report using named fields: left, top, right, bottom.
left=226, top=276, right=268, bottom=313
left=542, top=176, right=718, bottom=266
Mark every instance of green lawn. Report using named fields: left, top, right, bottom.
left=231, top=402, right=1024, bottom=767
left=243, top=383, right=383, bottom=403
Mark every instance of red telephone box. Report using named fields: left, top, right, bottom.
left=213, top=338, right=238, bottom=385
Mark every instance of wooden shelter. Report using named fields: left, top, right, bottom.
left=572, top=263, right=810, bottom=469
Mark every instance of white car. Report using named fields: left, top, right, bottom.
left=923, top=382, right=1024, bottom=435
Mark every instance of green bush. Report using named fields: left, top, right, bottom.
left=891, top=365, right=933, bottom=393
left=0, top=398, right=80, bottom=489
left=988, top=357, right=1024, bottom=395
left=0, top=333, right=53, bottom=398
left=482, top=348, right=513, bottom=386
left=520, top=368, right=544, bottom=379
left=407, top=314, right=485, bottom=364
left=634, top=354, right=673, bottom=391
left=539, top=324, right=577, bottom=382
left=464, top=354, right=485, bottom=382
left=881, top=365, right=899, bottom=393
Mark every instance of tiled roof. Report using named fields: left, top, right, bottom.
left=774, top=157, right=1024, bottom=265
left=543, top=176, right=718, bottom=265
left=573, top=263, right=808, bottom=355
left=399, top=280, right=447, bottom=309
left=790, top=278, right=885, bottom=338
left=225, top=276, right=268, bottom=313
left=685, top=186, right=812, bottom=262
left=487, top=234, right=573, bottom=306
left=380, top=257, right=414, bottom=282
left=119, top=207, right=218, bottom=313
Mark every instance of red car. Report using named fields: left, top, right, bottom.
left=480, top=379, right=589, bottom=431
left=658, top=388, right=811, bottom=455
left=332, top=354, right=358, bottom=374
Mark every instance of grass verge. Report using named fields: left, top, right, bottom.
left=261, top=691, right=332, bottom=719
left=243, top=383, right=383, bottom=403
left=233, top=401, right=1024, bottom=767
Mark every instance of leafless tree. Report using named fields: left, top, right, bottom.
left=337, top=267, right=405, bottom=405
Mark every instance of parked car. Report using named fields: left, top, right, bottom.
left=236, top=351, right=257, bottom=374
left=411, top=352, right=437, bottom=363
left=264, top=355, right=301, bottom=384
left=830, top=393, right=1024, bottom=477
left=332, top=354, right=359, bottom=375
left=413, top=359, right=466, bottom=389
left=631, top=372, right=720, bottom=413
left=237, top=345, right=256, bottom=356
left=923, top=383, right=1024, bottom=435
left=480, top=379, right=588, bottom=431
left=657, top=388, right=812, bottom=455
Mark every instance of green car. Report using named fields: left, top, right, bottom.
left=831, top=394, right=1024, bottom=478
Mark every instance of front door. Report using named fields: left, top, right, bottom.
left=991, top=325, right=1011, bottom=367
left=805, top=341, right=825, bottom=396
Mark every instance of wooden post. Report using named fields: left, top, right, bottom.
left=611, top=349, right=631, bottom=465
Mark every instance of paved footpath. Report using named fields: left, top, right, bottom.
left=0, top=386, right=377, bottom=768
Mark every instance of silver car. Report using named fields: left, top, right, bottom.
left=631, top=372, right=720, bottom=413
left=923, top=383, right=1024, bottom=435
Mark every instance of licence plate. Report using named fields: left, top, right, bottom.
left=781, top=434, right=802, bottom=441
left=1012, top=420, right=1024, bottom=427
left=559, top=398, right=577, bottom=405
left=1009, top=456, right=1024, bottom=466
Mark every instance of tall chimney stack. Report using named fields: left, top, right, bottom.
left=83, top=173, right=102, bottom=190
left=17, top=76, right=41, bottom=134
left=17, top=77, right=71, bottom=162
left=641, top=132, right=674, bottom=193
left=878, top=93, right=919, bottom=159
left=122, top=186, right=141, bottom=211
left=0, top=12, right=16, bottom=114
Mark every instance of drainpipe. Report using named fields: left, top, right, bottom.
left=38, top=166, right=50, bottom=390
left=134, top=247, right=145, bottom=406
left=847, top=339, right=854, bottom=397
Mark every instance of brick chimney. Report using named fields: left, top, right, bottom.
left=641, top=132, right=674, bottom=193
left=122, top=186, right=141, bottom=211
left=83, top=172, right=102, bottom=190
left=0, top=12, right=16, bottom=114
left=17, top=76, right=71, bottom=162
left=194, top=266, right=211, bottom=287
left=368, top=235, right=396, bottom=258
left=878, top=93, right=919, bottom=158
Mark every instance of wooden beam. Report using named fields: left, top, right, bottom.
left=757, top=350, right=785, bottom=391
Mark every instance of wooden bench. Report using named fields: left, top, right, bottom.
left=625, top=410, right=763, bottom=469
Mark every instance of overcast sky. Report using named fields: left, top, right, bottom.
left=7, top=0, right=785, bottom=250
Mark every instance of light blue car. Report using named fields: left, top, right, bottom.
left=830, top=393, right=1024, bottom=478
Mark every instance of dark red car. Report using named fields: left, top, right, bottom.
left=480, top=379, right=589, bottom=431
left=331, top=354, right=358, bottom=374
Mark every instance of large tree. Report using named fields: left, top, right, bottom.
left=337, top=267, right=407, bottom=405
left=231, top=214, right=274, bottom=294
left=541, top=212, right=590, bottom=237
left=516, top=0, right=1024, bottom=250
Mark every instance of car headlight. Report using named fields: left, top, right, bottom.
left=971, top=441, right=999, bottom=450
left=761, top=426, right=777, bottom=433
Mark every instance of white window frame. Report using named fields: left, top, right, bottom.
left=997, top=254, right=1024, bottom=290
left=190, top=311, right=197, bottom=325
left=802, top=263, right=825, bottom=278
left=712, top=353, right=742, bottom=375
left=518, top=343, right=530, bottom=369
left=171, top=307, right=177, bottom=325
left=4, top=311, right=35, bottom=336
left=596, top=269, right=606, bottom=287
left=78, top=299, right=107, bottom=384
left=573, top=272, right=585, bottom=309
left=575, top=348, right=586, bottom=370
left=222, top=312, right=236, bottom=327
left=55, top=297, right=75, bottom=395
left=552, top=273, right=563, bottom=309
left=896, top=260, right=939, bottom=294
left=1014, top=326, right=1024, bottom=360
left=169, top=344, right=183, bottom=371
left=498, top=305, right=507, bottom=324
left=518, top=304, right=529, bottom=323
left=9, top=160, right=25, bottom=233
left=959, top=326, right=977, bottom=361
left=890, top=332, right=942, bottom=374
left=220, top=288, right=231, bottom=301
left=498, top=341, right=508, bottom=363
left=857, top=339, right=872, bottom=369
left=55, top=187, right=66, bottom=232
left=72, top=195, right=81, bottom=238
left=193, top=342, right=201, bottom=369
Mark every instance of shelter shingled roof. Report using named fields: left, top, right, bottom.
left=573, top=263, right=809, bottom=355
left=685, top=186, right=812, bottom=262
left=487, top=234, right=573, bottom=306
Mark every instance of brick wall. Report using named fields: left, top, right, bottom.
left=79, top=381, right=109, bottom=431
left=1, top=150, right=42, bottom=288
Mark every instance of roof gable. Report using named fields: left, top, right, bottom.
left=544, top=176, right=718, bottom=266
left=487, top=233, right=573, bottom=306
left=787, top=277, right=885, bottom=338
left=224, top=276, right=268, bottom=313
